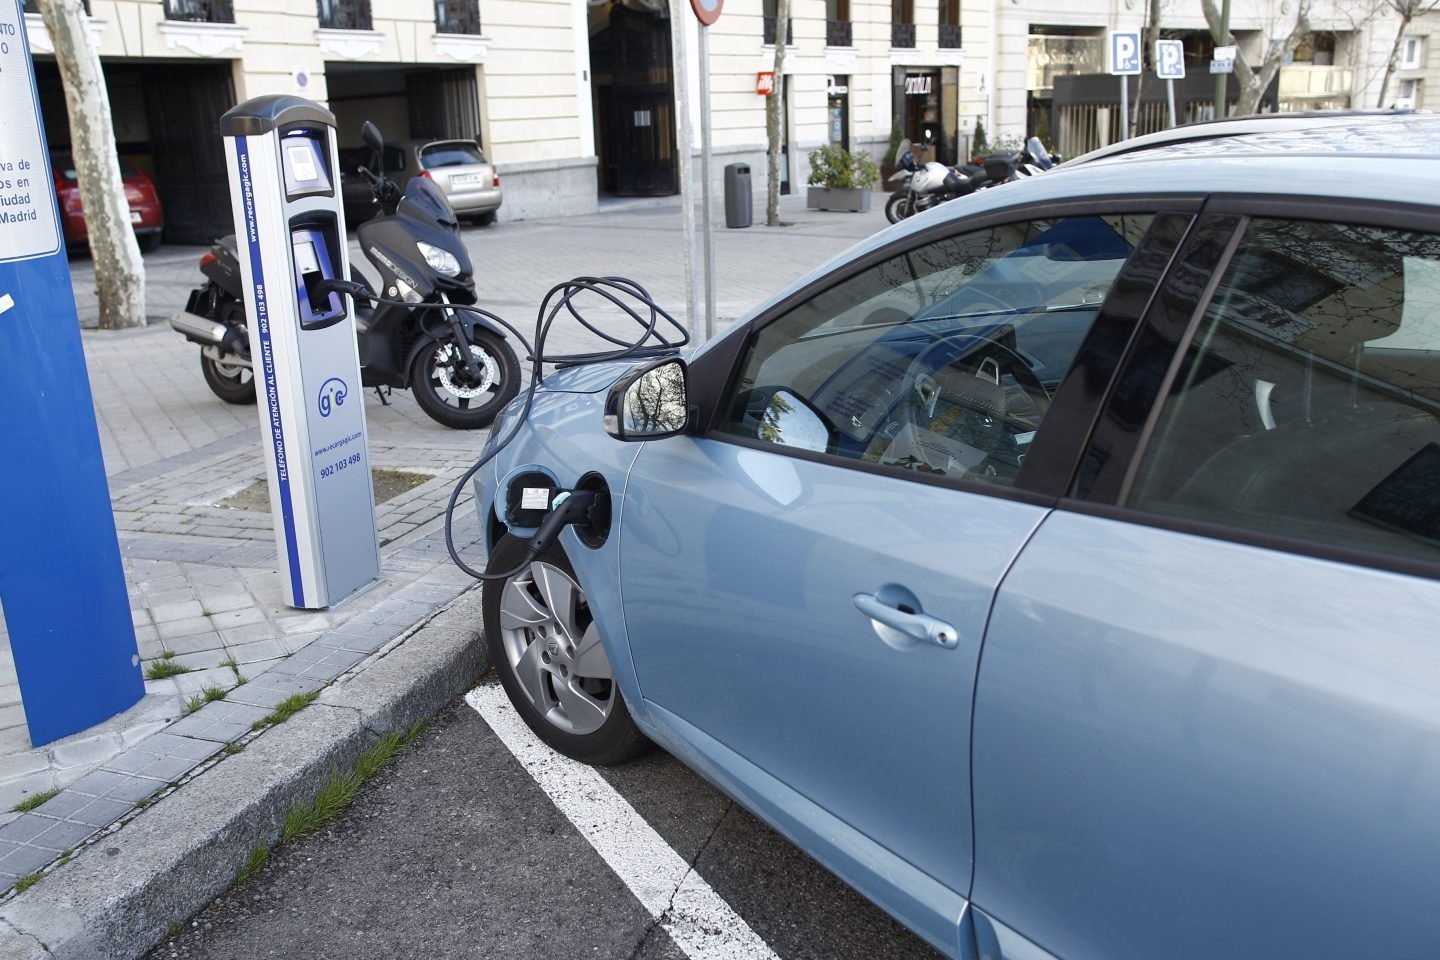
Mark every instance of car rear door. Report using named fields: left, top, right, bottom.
left=970, top=207, right=1440, bottom=959
left=617, top=204, right=1195, bottom=957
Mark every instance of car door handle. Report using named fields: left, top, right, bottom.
left=852, top=592, right=960, bottom=650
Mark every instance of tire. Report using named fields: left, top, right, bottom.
left=200, top=351, right=257, bottom=404
left=482, top=534, right=648, bottom=766
left=885, top=190, right=915, bottom=224
left=408, top=326, right=521, bottom=429
left=138, top=231, right=162, bottom=253
left=473, top=211, right=496, bottom=227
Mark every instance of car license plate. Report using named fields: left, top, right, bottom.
left=129, top=210, right=141, bottom=223
left=452, top=174, right=481, bottom=185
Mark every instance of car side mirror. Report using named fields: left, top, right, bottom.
left=604, top=358, right=689, bottom=441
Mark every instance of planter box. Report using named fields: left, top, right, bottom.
left=806, top=186, right=872, bottom=212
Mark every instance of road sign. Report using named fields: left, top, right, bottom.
left=1214, top=45, right=1237, bottom=62
left=1109, top=31, right=1141, bottom=76
left=1156, top=39, right=1186, bottom=79
left=689, top=0, right=722, bottom=26
left=1209, top=59, right=1234, bottom=74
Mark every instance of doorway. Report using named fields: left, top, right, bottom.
left=589, top=2, right=677, bottom=196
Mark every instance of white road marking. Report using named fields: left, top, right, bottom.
left=466, top=684, right=781, bottom=960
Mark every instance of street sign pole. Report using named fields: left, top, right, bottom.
left=699, top=24, right=716, bottom=342
left=1167, top=79, right=1178, bottom=128
left=1109, top=30, right=1141, bottom=142
left=1214, top=0, right=1232, bottom=118
left=668, top=1, right=698, bottom=333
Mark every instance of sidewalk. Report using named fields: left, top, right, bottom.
left=0, top=193, right=891, bottom=957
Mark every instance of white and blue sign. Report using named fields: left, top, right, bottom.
left=1156, top=39, right=1186, bottom=79
left=1109, top=30, right=1142, bottom=76
left=0, top=0, right=143, bottom=745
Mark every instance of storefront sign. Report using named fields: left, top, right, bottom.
left=903, top=74, right=933, bottom=96
left=757, top=71, right=775, bottom=95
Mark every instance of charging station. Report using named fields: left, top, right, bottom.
left=220, top=96, right=379, bottom=609
left=0, top=0, right=143, bottom=745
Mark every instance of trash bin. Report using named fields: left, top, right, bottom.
left=724, top=163, right=752, bottom=228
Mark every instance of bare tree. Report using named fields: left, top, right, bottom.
left=35, top=0, right=145, bottom=329
left=1201, top=0, right=1313, bottom=116
left=765, top=0, right=789, bottom=226
left=1376, top=0, right=1440, bottom=106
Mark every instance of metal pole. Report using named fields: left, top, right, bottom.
left=699, top=24, right=716, bottom=342
left=1120, top=75, right=1129, bottom=142
left=669, top=0, right=699, bottom=333
left=1167, top=78, right=1177, bottom=128
left=1213, top=0, right=1231, bottom=118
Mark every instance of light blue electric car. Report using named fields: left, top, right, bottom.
left=476, top=114, right=1440, bottom=960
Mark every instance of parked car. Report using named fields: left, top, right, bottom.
left=339, top=138, right=500, bottom=227
left=52, top=152, right=164, bottom=252
left=476, top=113, right=1440, bottom=960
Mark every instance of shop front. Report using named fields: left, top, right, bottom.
left=892, top=66, right=959, bottom=165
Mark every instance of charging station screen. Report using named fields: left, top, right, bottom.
left=281, top=134, right=332, bottom=199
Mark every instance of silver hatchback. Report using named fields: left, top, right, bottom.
left=340, top=138, right=501, bottom=226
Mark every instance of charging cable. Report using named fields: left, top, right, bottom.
left=323, top=275, right=689, bottom=581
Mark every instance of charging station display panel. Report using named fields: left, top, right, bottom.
left=281, top=132, right=333, bottom=200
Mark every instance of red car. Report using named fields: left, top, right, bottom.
left=52, top=152, right=164, bottom=252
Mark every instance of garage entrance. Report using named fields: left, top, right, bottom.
left=34, top=59, right=236, bottom=245
left=589, top=1, right=677, bottom=196
left=325, top=63, right=482, bottom=149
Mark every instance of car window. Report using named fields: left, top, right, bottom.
left=1127, top=217, right=1440, bottom=565
left=715, top=213, right=1155, bottom=488
left=339, top=147, right=405, bottom=175
left=420, top=142, right=486, bottom=168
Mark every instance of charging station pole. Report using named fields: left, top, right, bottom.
left=0, top=1, right=143, bottom=745
left=220, top=96, right=379, bottom=610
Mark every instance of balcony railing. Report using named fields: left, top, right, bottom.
left=762, top=16, right=794, bottom=45
left=165, top=0, right=234, bottom=22
left=1279, top=64, right=1355, bottom=100
left=826, top=19, right=852, bottom=46
left=435, top=0, right=481, bottom=34
left=317, top=0, right=372, bottom=30
left=939, top=23, right=962, bottom=48
left=891, top=21, right=915, bottom=48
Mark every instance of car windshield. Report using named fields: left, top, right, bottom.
left=420, top=142, right=486, bottom=169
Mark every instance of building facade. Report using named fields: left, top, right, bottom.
left=23, top=0, right=1417, bottom=242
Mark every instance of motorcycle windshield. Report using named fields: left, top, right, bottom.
left=398, top=176, right=458, bottom=228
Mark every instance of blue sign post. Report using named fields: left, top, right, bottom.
left=0, top=1, right=143, bottom=745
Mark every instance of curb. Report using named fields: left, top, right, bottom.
left=0, top=588, right=489, bottom=960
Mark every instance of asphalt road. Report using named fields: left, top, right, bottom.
left=145, top=684, right=944, bottom=960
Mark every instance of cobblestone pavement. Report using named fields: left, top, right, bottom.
left=0, top=193, right=891, bottom=890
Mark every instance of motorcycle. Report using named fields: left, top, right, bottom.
left=170, top=121, right=520, bottom=430
left=884, top=142, right=989, bottom=224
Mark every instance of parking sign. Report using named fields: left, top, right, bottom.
left=1156, top=39, right=1186, bottom=79
left=1109, top=31, right=1141, bottom=76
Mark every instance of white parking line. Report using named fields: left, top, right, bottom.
left=466, top=684, right=781, bottom=960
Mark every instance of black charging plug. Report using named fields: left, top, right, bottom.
left=315, top=278, right=376, bottom=303
left=525, top=490, right=600, bottom=559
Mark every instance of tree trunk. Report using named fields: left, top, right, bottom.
left=765, top=0, right=788, bottom=227
left=1201, top=0, right=1310, bottom=117
left=36, top=0, right=145, bottom=329
left=1135, top=0, right=1162, bottom=136
left=1376, top=13, right=1412, bottom=107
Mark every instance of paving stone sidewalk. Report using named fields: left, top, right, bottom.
left=0, top=193, right=890, bottom=897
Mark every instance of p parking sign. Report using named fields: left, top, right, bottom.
left=1156, top=39, right=1186, bottom=79
left=1109, top=31, right=1142, bottom=76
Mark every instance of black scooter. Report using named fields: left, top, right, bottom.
left=171, top=122, right=520, bottom=430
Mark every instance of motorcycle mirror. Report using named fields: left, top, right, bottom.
left=362, top=121, right=385, bottom=158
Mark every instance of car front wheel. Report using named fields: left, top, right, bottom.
left=482, top=534, right=648, bottom=765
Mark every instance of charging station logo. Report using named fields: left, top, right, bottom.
left=318, top=378, right=348, bottom=418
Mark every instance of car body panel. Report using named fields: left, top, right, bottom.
left=972, top=509, right=1440, bottom=960
left=617, top=434, right=1049, bottom=949
left=52, top=153, right=164, bottom=247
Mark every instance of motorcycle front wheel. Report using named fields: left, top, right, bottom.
left=885, top=190, right=917, bottom=224
left=409, top=328, right=521, bottom=430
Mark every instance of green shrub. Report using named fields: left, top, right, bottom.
left=973, top=118, right=989, bottom=156
left=806, top=145, right=880, bottom=190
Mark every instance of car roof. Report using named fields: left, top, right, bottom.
left=1064, top=109, right=1428, bottom=165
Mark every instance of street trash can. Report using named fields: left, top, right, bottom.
left=724, top=163, right=752, bottom=228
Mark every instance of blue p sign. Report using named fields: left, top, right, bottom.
left=1156, top=39, right=1186, bottom=79
left=1110, top=31, right=1141, bottom=75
